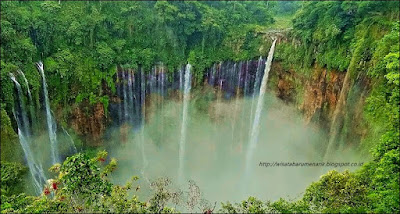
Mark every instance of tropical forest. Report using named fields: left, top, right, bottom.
left=0, top=1, right=399, bottom=213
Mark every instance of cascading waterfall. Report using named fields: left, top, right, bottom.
left=61, top=126, right=77, bottom=153
left=160, top=64, right=165, bottom=140
left=240, top=61, right=251, bottom=145
left=111, top=55, right=277, bottom=187
left=17, top=70, right=33, bottom=102
left=122, top=70, right=128, bottom=121
left=178, top=64, right=191, bottom=184
left=205, top=57, right=269, bottom=150
left=10, top=73, right=46, bottom=195
left=36, top=62, right=59, bottom=164
left=117, top=67, right=123, bottom=124
left=323, top=69, right=352, bottom=162
left=232, top=62, right=242, bottom=149
left=140, top=69, right=148, bottom=171
left=17, top=70, right=36, bottom=130
left=244, top=61, right=250, bottom=96
left=248, top=57, right=265, bottom=139
left=127, top=69, right=134, bottom=124
left=10, top=74, right=31, bottom=136
left=179, top=68, right=184, bottom=99
left=245, top=39, right=277, bottom=177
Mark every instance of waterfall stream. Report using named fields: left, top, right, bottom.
left=178, top=64, right=192, bottom=184
left=36, top=62, right=59, bottom=164
left=245, top=39, right=277, bottom=178
left=17, top=70, right=36, bottom=130
left=10, top=73, right=46, bottom=195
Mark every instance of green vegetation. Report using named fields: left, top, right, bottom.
left=246, top=1, right=399, bottom=213
left=1, top=1, right=399, bottom=213
left=0, top=162, right=27, bottom=197
left=0, top=151, right=213, bottom=213
left=0, top=1, right=276, bottom=118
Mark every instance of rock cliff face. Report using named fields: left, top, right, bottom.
left=269, top=60, right=370, bottom=150
left=300, top=65, right=345, bottom=126
left=270, top=62, right=345, bottom=128
left=62, top=57, right=369, bottom=150
left=70, top=102, right=107, bottom=146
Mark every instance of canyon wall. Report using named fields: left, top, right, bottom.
left=268, top=59, right=370, bottom=151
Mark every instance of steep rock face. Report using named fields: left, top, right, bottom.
left=269, top=60, right=370, bottom=151
left=270, top=62, right=298, bottom=103
left=70, top=102, right=107, bottom=146
left=300, top=65, right=345, bottom=127
left=269, top=62, right=345, bottom=129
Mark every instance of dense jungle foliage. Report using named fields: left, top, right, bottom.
left=1, top=1, right=399, bottom=213
left=1, top=0, right=277, bottom=116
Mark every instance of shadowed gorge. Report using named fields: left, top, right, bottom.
left=1, top=1, right=399, bottom=213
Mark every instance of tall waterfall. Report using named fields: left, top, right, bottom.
left=17, top=70, right=36, bottom=131
left=128, top=69, right=134, bottom=124
left=10, top=73, right=46, bottom=195
left=117, top=67, right=122, bottom=124
left=110, top=57, right=276, bottom=185
left=160, top=65, right=165, bottom=140
left=36, top=62, right=59, bottom=164
left=122, top=70, right=128, bottom=121
left=178, top=64, right=191, bottom=183
left=248, top=57, right=265, bottom=139
left=140, top=69, right=148, bottom=171
left=245, top=39, right=277, bottom=176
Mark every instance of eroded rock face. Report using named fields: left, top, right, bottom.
left=270, top=62, right=305, bottom=104
left=300, top=65, right=345, bottom=125
left=70, top=102, right=107, bottom=146
left=270, top=62, right=345, bottom=129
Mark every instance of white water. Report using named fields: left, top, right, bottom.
left=10, top=74, right=30, bottom=136
left=248, top=56, right=264, bottom=139
left=17, top=70, right=33, bottom=104
left=122, top=70, right=128, bottom=121
left=10, top=73, right=46, bottom=195
left=17, top=70, right=36, bottom=131
left=160, top=65, right=165, bottom=140
left=140, top=69, right=148, bottom=172
left=117, top=68, right=122, bottom=124
left=128, top=70, right=134, bottom=124
left=61, top=126, right=77, bottom=154
left=245, top=39, right=277, bottom=177
left=178, top=64, right=191, bottom=184
left=36, top=62, right=59, bottom=164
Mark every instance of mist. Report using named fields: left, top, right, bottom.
left=106, top=89, right=367, bottom=210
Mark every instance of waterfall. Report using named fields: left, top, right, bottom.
left=232, top=63, right=241, bottom=149
left=244, top=61, right=250, bottom=96
left=323, top=68, right=352, bottom=161
left=10, top=73, right=46, bottom=195
left=128, top=69, right=134, bottom=125
left=36, top=62, right=59, bottom=164
left=117, top=68, right=122, bottom=124
left=209, top=64, right=216, bottom=86
left=140, top=69, right=148, bottom=171
left=122, top=70, right=128, bottom=122
left=17, top=70, right=36, bottom=131
left=178, top=64, right=191, bottom=183
left=248, top=57, right=264, bottom=139
left=117, top=68, right=141, bottom=127
left=245, top=39, right=277, bottom=176
left=179, top=68, right=184, bottom=100
left=10, top=74, right=31, bottom=136
left=160, top=64, right=165, bottom=140
left=17, top=70, right=33, bottom=103
left=61, top=126, right=77, bottom=153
